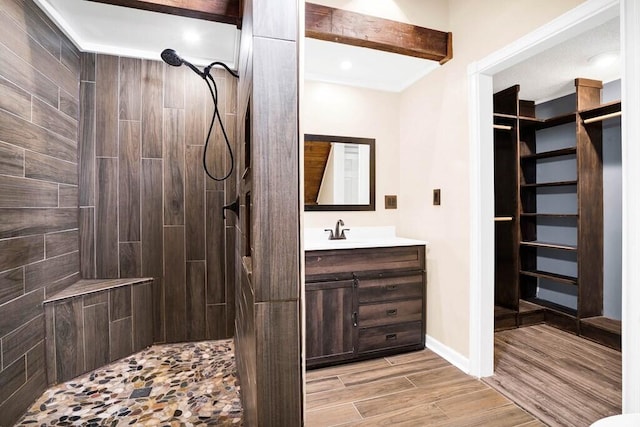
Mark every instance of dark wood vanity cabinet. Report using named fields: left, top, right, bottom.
left=305, top=245, right=426, bottom=368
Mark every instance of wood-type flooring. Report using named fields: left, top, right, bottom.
left=305, top=349, right=542, bottom=426
left=486, top=324, right=622, bottom=427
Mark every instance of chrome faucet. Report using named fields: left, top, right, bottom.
left=325, top=219, right=349, bottom=240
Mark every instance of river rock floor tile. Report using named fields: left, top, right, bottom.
left=16, top=340, right=242, bottom=426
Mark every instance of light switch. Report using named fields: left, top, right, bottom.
left=433, top=189, right=441, bottom=205
left=385, top=195, right=397, bottom=209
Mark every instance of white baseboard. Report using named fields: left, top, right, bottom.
left=426, top=335, right=471, bottom=374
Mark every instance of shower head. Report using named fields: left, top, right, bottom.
left=161, top=49, right=183, bottom=67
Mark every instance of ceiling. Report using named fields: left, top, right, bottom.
left=34, top=2, right=620, bottom=98
left=494, top=17, right=621, bottom=103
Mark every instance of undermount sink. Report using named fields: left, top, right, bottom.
left=304, top=226, right=427, bottom=251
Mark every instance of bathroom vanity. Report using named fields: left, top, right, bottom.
left=304, top=227, right=426, bottom=368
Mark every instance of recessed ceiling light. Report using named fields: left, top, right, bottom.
left=183, top=30, right=201, bottom=44
left=588, top=51, right=619, bottom=68
left=340, top=60, right=352, bottom=70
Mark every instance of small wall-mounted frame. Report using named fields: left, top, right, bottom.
left=433, top=189, right=441, bottom=205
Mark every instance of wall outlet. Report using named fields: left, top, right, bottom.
left=433, top=189, right=441, bottom=205
left=385, top=195, right=398, bottom=209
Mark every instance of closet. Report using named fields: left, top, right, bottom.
left=493, top=78, right=622, bottom=350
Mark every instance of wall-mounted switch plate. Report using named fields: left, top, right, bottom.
left=433, top=189, right=441, bottom=206
left=385, top=195, right=397, bottom=209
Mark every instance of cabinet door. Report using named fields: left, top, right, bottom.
left=306, top=280, right=355, bottom=367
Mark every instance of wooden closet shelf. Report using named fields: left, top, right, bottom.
left=520, top=147, right=577, bottom=160
left=579, top=100, right=621, bottom=120
left=520, top=241, right=577, bottom=251
left=581, top=316, right=621, bottom=334
left=523, top=297, right=577, bottom=317
left=520, top=180, right=578, bottom=188
left=520, top=213, right=578, bottom=218
left=520, top=269, right=578, bottom=286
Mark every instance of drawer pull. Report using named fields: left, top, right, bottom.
left=386, top=334, right=397, bottom=341
left=352, top=312, right=358, bottom=327
left=386, top=309, right=398, bottom=316
left=385, top=285, right=397, bottom=291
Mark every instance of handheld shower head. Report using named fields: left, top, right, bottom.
left=161, top=48, right=183, bottom=67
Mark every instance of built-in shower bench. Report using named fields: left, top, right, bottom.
left=43, top=278, right=155, bottom=385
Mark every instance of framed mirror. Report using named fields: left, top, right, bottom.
left=304, top=134, right=375, bottom=211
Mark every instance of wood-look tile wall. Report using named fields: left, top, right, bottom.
left=79, top=53, right=236, bottom=344
left=44, top=281, right=154, bottom=385
left=234, top=0, right=303, bottom=424
left=0, top=1, right=81, bottom=424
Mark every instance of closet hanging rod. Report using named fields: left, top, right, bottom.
left=494, top=216, right=513, bottom=222
left=493, top=124, right=513, bottom=130
left=583, top=111, right=622, bottom=124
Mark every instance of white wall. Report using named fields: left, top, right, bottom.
left=397, top=0, right=586, bottom=357
left=302, top=81, right=404, bottom=229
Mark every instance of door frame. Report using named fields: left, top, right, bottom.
left=468, top=0, right=640, bottom=412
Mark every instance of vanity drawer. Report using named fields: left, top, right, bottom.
left=358, top=300, right=422, bottom=327
left=358, top=274, right=423, bottom=303
left=358, top=321, right=423, bottom=353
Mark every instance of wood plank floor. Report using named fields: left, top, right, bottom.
left=305, top=350, right=543, bottom=427
left=484, top=324, right=622, bottom=427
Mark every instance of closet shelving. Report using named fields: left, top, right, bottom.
left=492, top=78, right=622, bottom=350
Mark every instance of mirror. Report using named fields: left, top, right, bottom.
left=304, top=134, right=375, bottom=211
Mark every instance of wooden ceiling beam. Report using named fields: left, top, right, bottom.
left=86, top=0, right=242, bottom=27
left=306, top=3, right=452, bottom=64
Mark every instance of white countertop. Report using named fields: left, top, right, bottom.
left=304, top=226, right=427, bottom=251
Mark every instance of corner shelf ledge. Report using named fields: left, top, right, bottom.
left=44, top=277, right=154, bottom=304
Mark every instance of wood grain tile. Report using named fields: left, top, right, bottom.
left=0, top=267, right=23, bottom=306
left=26, top=341, right=46, bottom=382
left=307, top=376, right=414, bottom=411
left=0, top=235, right=44, bottom=272
left=1, top=314, right=44, bottom=368
left=132, top=282, right=153, bottom=351
left=95, top=54, right=119, bottom=157
left=0, top=43, right=58, bottom=107
left=343, top=403, right=448, bottom=427
left=45, top=230, right=78, bottom=258
left=141, top=60, right=163, bottom=158
left=81, top=52, right=96, bottom=82
left=0, top=76, right=31, bottom=120
left=110, top=286, right=132, bottom=321
left=354, top=378, right=488, bottom=419
left=119, top=242, right=142, bottom=278
left=186, top=261, right=206, bottom=340
left=95, top=157, right=118, bottom=277
left=79, top=207, right=95, bottom=278
left=109, top=316, right=133, bottom=362
left=206, top=191, right=225, bottom=304
left=164, top=226, right=186, bottom=342
left=253, top=0, right=297, bottom=40
left=163, top=63, right=185, bottom=109
left=435, top=404, right=536, bottom=427
left=341, top=357, right=451, bottom=387
left=119, top=57, right=141, bottom=121
left=24, top=151, right=77, bottom=185
left=82, top=302, right=109, bottom=372
left=306, top=376, right=344, bottom=394
left=59, top=89, right=79, bottom=120
left=79, top=80, right=95, bottom=206
left=255, top=301, right=302, bottom=424
left=306, top=358, right=391, bottom=382
left=141, top=159, right=164, bottom=342
left=0, top=0, right=61, bottom=60
left=0, top=108, right=76, bottom=162
left=0, top=356, right=26, bottom=403
left=185, top=146, right=205, bottom=260
left=0, top=175, right=58, bottom=208
left=45, top=272, right=80, bottom=300
left=224, top=226, right=236, bottom=336
left=305, top=403, right=362, bottom=427
left=32, top=96, right=77, bottom=142
left=0, top=360, right=46, bottom=427
left=434, top=388, right=512, bottom=418
left=206, top=304, right=226, bottom=340
left=24, top=251, right=79, bottom=293
left=163, top=108, right=185, bottom=225
left=407, top=365, right=483, bottom=389
left=119, top=120, right=141, bottom=241
left=54, top=298, right=84, bottom=382
left=0, top=141, right=24, bottom=177
left=0, top=208, right=77, bottom=239
left=0, top=9, right=76, bottom=96
left=58, top=185, right=78, bottom=208
left=185, top=71, right=206, bottom=146
left=83, top=291, right=108, bottom=307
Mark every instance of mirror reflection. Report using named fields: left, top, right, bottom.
left=304, top=134, right=375, bottom=211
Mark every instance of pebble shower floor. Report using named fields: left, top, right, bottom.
left=16, top=340, right=242, bottom=426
